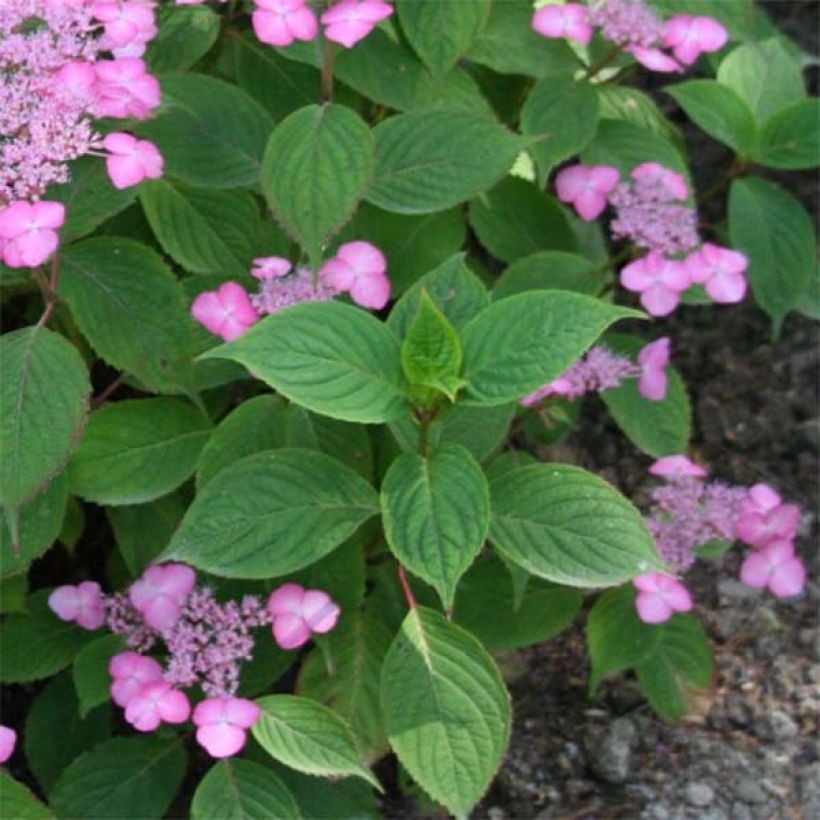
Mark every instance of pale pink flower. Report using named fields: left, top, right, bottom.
left=631, top=162, right=689, bottom=201
left=92, top=1, right=157, bottom=55
left=48, top=581, right=106, bottom=630
left=124, top=680, right=190, bottom=731
left=321, top=0, right=394, bottom=49
left=741, top=483, right=782, bottom=516
left=633, top=572, right=693, bottom=624
left=664, top=15, right=728, bottom=66
left=320, top=240, right=391, bottom=309
left=684, top=243, right=748, bottom=304
left=649, top=455, right=708, bottom=480
left=0, top=726, right=17, bottom=764
left=129, top=564, right=197, bottom=631
left=109, top=651, right=163, bottom=707
left=555, top=164, right=620, bottom=221
left=628, top=45, right=682, bottom=73
left=252, top=0, right=319, bottom=47
left=620, top=252, right=690, bottom=317
left=531, top=3, right=592, bottom=45
left=0, top=201, right=65, bottom=268
left=740, top=540, right=806, bottom=598
left=251, top=256, right=292, bottom=279
left=736, top=501, right=801, bottom=549
left=267, top=583, right=341, bottom=650
left=94, top=58, right=161, bottom=120
left=637, top=337, right=670, bottom=401
left=193, top=696, right=261, bottom=758
left=191, top=282, right=260, bottom=342
left=103, top=132, right=164, bottom=189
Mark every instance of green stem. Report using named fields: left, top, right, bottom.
left=320, top=35, right=336, bottom=103
left=584, top=44, right=622, bottom=82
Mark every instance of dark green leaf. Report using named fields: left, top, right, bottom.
left=72, top=634, right=126, bottom=718
left=145, top=4, right=220, bottom=72
left=492, top=252, right=601, bottom=300
left=757, top=98, right=820, bottom=170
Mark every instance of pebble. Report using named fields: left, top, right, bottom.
left=767, top=709, right=799, bottom=740
left=730, top=803, right=752, bottom=820
left=685, top=782, right=715, bottom=807
left=734, top=777, right=767, bottom=804
left=586, top=717, right=636, bottom=784
left=717, top=579, right=758, bottom=600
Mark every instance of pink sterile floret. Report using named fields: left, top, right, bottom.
left=251, top=256, right=292, bottom=279
left=109, top=651, right=164, bottom=707
left=684, top=242, right=748, bottom=304
left=92, top=0, right=157, bottom=55
left=267, top=583, right=341, bottom=650
left=0, top=726, right=17, bottom=765
left=740, top=540, right=807, bottom=598
left=48, top=581, right=106, bottom=630
left=320, top=240, right=391, bottom=309
left=637, top=336, right=670, bottom=401
left=555, top=164, right=620, bottom=221
left=649, top=455, right=708, bottom=480
left=531, top=3, right=592, bottom=46
left=0, top=201, right=65, bottom=269
left=129, top=563, right=197, bottom=631
left=94, top=57, right=161, bottom=120
left=620, top=252, right=690, bottom=317
left=631, top=162, right=689, bottom=201
left=664, top=15, right=729, bottom=66
left=191, top=282, right=260, bottom=342
left=252, top=0, right=319, bottom=48
left=193, top=696, right=261, bottom=758
left=321, top=0, right=394, bottom=49
left=735, top=501, right=801, bottom=549
left=633, top=572, right=693, bottom=624
left=103, top=132, right=164, bottom=189
left=124, top=680, right=190, bottom=732
left=52, top=61, right=98, bottom=106
left=741, top=483, right=782, bottom=516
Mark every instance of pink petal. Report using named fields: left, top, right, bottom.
left=349, top=273, right=391, bottom=309
left=745, top=484, right=782, bottom=514
left=768, top=557, right=806, bottom=598
left=106, top=154, right=146, bottom=189
left=196, top=723, right=248, bottom=758
left=739, top=550, right=772, bottom=589
left=267, top=583, right=306, bottom=617
left=11, top=230, right=59, bottom=268
left=573, top=189, right=608, bottom=221
left=319, top=257, right=356, bottom=292
left=324, top=19, right=375, bottom=48
left=532, top=5, right=571, bottom=39
left=142, top=596, right=182, bottom=631
left=620, top=257, right=655, bottom=292
left=0, top=726, right=16, bottom=764
left=629, top=46, right=683, bottom=74
left=156, top=689, right=191, bottom=724
left=273, top=613, right=312, bottom=650
left=193, top=697, right=229, bottom=728
left=640, top=283, right=681, bottom=317
left=555, top=165, right=592, bottom=203
left=636, top=591, right=674, bottom=624
left=633, top=572, right=663, bottom=593
left=103, top=132, right=138, bottom=154
left=125, top=695, right=161, bottom=732
left=224, top=698, right=262, bottom=729
left=251, top=256, right=292, bottom=279
left=337, top=240, right=387, bottom=277
left=287, top=6, right=320, bottom=40
left=638, top=337, right=671, bottom=370
left=649, top=455, right=708, bottom=479
left=32, top=201, right=66, bottom=230
left=48, top=585, right=80, bottom=621
left=663, top=580, right=693, bottom=613
left=705, top=271, right=747, bottom=304
left=0, top=202, right=33, bottom=239
left=253, top=11, right=295, bottom=47
left=638, top=368, right=667, bottom=401
left=300, top=590, right=341, bottom=633
left=588, top=165, right=621, bottom=193
left=691, top=16, right=728, bottom=54
left=218, top=283, right=259, bottom=325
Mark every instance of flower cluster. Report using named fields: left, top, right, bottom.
left=191, top=240, right=392, bottom=342
left=533, top=1, right=728, bottom=73
left=521, top=337, right=671, bottom=407
left=47, top=564, right=341, bottom=758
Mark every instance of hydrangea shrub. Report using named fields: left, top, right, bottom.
left=1, top=0, right=816, bottom=817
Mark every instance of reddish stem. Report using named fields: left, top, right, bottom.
left=397, top=564, right=417, bottom=609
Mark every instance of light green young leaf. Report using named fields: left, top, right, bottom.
left=0, top=773, right=53, bottom=819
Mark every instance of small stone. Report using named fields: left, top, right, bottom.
left=487, top=807, right=506, bottom=820
left=586, top=717, right=636, bottom=784
left=685, top=782, right=715, bottom=807
left=730, top=803, right=752, bottom=820
left=768, top=709, right=799, bottom=740
left=734, top=777, right=766, bottom=804
left=718, top=579, right=758, bottom=600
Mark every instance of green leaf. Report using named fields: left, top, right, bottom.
left=0, top=328, right=89, bottom=509
left=262, top=104, right=374, bottom=264
left=582, top=119, right=687, bottom=176
left=145, top=4, right=220, bottom=72
left=729, top=176, right=816, bottom=329
left=0, top=590, right=95, bottom=683
left=381, top=607, right=511, bottom=817
left=137, top=73, right=274, bottom=189
left=68, top=399, right=211, bottom=505
left=468, top=176, right=576, bottom=264
left=60, top=238, right=196, bottom=394
left=140, top=180, right=260, bottom=276
left=381, top=444, right=489, bottom=609
left=453, top=554, right=582, bottom=650
left=51, top=737, right=187, bottom=819
left=202, top=301, right=408, bottom=424
left=489, top=464, right=661, bottom=587
left=165, top=449, right=378, bottom=578
left=695, top=539, right=733, bottom=560
left=597, top=85, right=684, bottom=149
left=295, top=410, right=374, bottom=480
left=298, top=613, right=393, bottom=761
left=397, top=0, right=490, bottom=75
left=492, top=252, right=601, bottom=300
left=367, top=111, right=525, bottom=214
left=757, top=98, right=820, bottom=170
left=666, top=80, right=757, bottom=155
left=252, top=695, right=380, bottom=789
left=72, top=634, right=126, bottom=718
left=0, top=574, right=27, bottom=613
left=191, top=759, right=300, bottom=820
left=521, top=76, right=599, bottom=183
left=0, top=773, right=53, bottom=819
left=461, top=291, right=640, bottom=405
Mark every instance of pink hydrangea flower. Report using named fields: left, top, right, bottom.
left=129, top=564, right=197, bottom=631
left=252, top=0, right=319, bottom=48
left=664, top=15, right=729, bottom=66
left=735, top=500, right=801, bottom=549
left=531, top=3, right=592, bottom=45
left=627, top=46, right=682, bottom=73
left=0, top=201, right=65, bottom=269
left=741, top=483, right=782, bottom=516
left=555, top=164, right=620, bottom=221
left=267, top=583, right=341, bottom=650
left=92, top=0, right=157, bottom=56
left=0, top=726, right=17, bottom=765
left=649, top=455, right=708, bottom=479
left=48, top=581, right=106, bottom=630
left=684, top=243, right=748, bottom=304
left=320, top=241, right=391, bottom=309
left=103, top=132, right=164, bottom=189
left=108, top=651, right=164, bottom=707
left=631, top=162, right=689, bottom=201
left=740, top=540, right=807, bottom=598
left=620, top=252, right=690, bottom=317
left=94, top=58, right=161, bottom=120
left=251, top=256, right=292, bottom=279
left=633, top=572, right=694, bottom=624
left=124, top=680, right=190, bottom=732
left=193, top=697, right=261, bottom=758
left=637, top=337, right=670, bottom=401
left=191, top=282, right=260, bottom=342
left=52, top=60, right=98, bottom=106
left=320, top=0, right=394, bottom=49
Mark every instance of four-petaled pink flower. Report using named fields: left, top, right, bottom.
left=251, top=256, right=292, bottom=279
left=320, top=241, right=392, bottom=309
left=637, top=337, right=670, bottom=401
left=129, top=563, right=197, bottom=631
left=48, top=581, right=106, bottom=630
left=191, top=282, right=260, bottom=342
left=252, top=0, right=319, bottom=48
left=93, top=0, right=157, bottom=56
left=193, top=697, right=262, bottom=758
left=94, top=58, right=161, bottom=120
left=103, top=133, right=164, bottom=189
left=109, top=651, right=164, bottom=707
left=649, top=455, right=708, bottom=479
left=0, top=726, right=17, bottom=765
left=735, top=499, right=801, bottom=549
left=531, top=3, right=593, bottom=45
left=124, top=680, right=191, bottom=732
left=631, top=162, right=689, bottom=201
left=267, top=583, right=341, bottom=650
left=555, top=164, right=621, bottom=221
left=321, top=0, right=394, bottom=49
left=740, top=540, right=806, bottom=598
left=633, top=572, right=693, bottom=624
left=620, top=252, right=690, bottom=317
left=0, top=201, right=66, bottom=269
left=684, top=243, right=748, bottom=304
left=664, top=15, right=729, bottom=66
